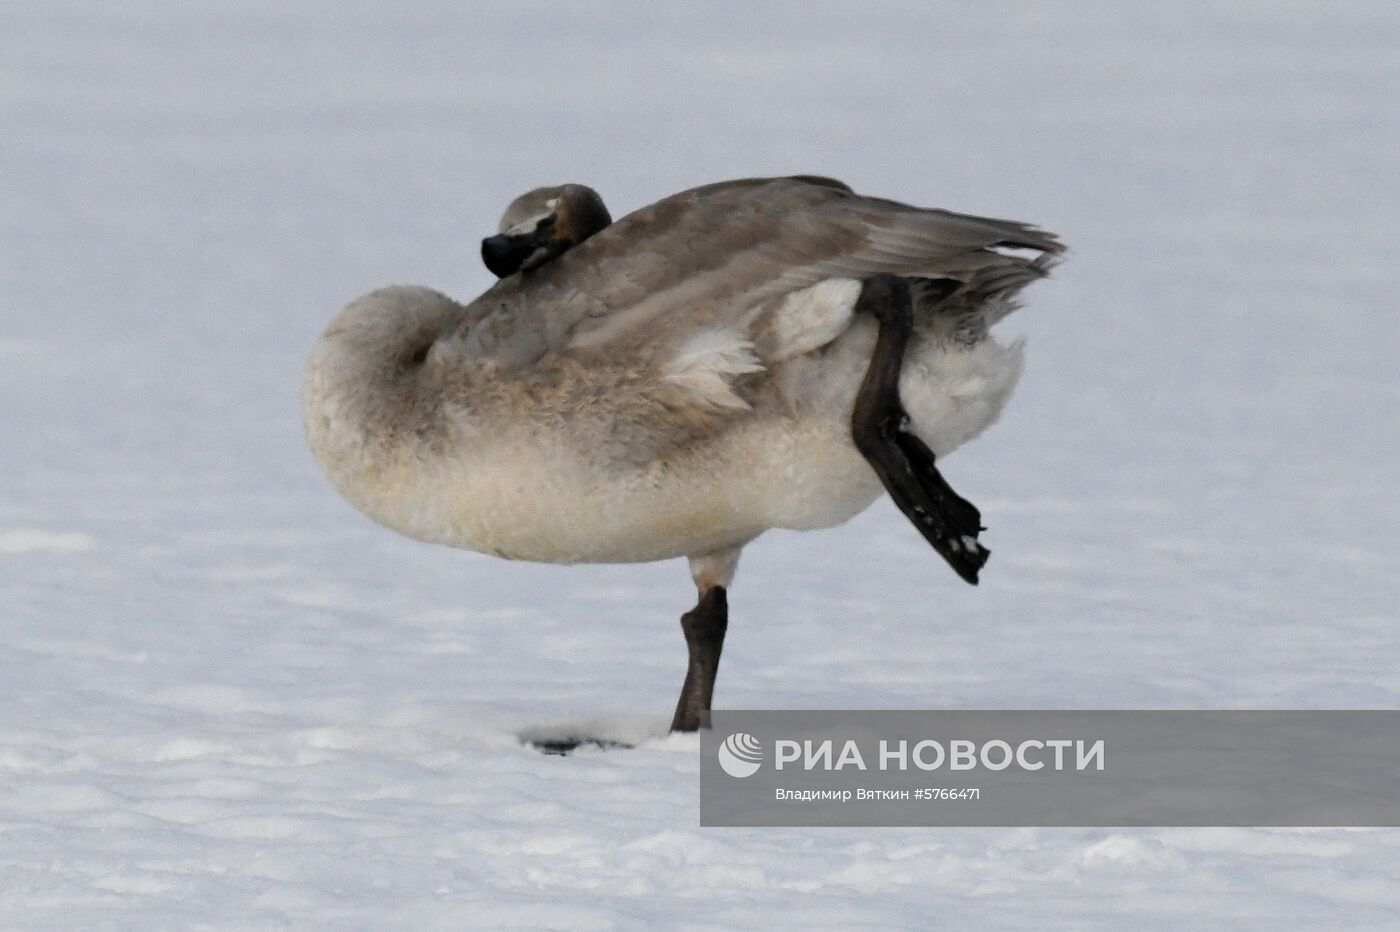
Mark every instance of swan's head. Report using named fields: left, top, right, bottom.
left=480, top=183, right=611, bottom=278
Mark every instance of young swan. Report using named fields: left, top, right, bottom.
left=306, top=176, right=1064, bottom=735
left=480, top=184, right=611, bottom=277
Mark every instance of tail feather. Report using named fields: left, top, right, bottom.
left=907, top=244, right=1061, bottom=333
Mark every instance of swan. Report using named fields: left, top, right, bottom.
left=303, top=176, right=1063, bottom=733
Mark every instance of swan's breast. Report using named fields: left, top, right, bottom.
left=336, top=417, right=883, bottom=565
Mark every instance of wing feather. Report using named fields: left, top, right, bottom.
left=452, top=177, right=1063, bottom=369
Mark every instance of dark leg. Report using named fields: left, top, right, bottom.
left=851, top=275, right=990, bottom=585
left=669, top=586, right=728, bottom=732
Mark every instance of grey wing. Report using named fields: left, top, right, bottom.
left=562, top=177, right=1062, bottom=358
left=454, top=176, right=1063, bottom=366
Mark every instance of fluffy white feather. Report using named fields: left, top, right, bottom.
left=765, top=278, right=862, bottom=361
left=663, top=329, right=765, bottom=410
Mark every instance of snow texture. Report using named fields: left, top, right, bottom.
left=4, top=1, right=1399, bottom=928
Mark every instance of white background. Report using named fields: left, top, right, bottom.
left=4, top=2, right=1398, bottom=927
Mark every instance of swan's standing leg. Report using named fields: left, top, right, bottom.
left=851, top=275, right=990, bottom=585
left=670, top=547, right=742, bottom=732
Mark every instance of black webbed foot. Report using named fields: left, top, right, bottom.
left=851, top=275, right=990, bottom=584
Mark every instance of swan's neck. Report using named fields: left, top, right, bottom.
left=302, top=286, right=461, bottom=496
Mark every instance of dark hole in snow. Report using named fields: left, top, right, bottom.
left=524, top=735, right=633, bottom=756
left=517, top=718, right=665, bottom=754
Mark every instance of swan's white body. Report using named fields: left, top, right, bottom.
left=304, top=177, right=1057, bottom=575
left=305, top=280, right=1025, bottom=565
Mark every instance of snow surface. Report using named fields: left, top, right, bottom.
left=4, top=1, right=1400, bottom=927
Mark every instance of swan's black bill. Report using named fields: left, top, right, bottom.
left=481, top=216, right=572, bottom=278
left=481, top=232, right=538, bottom=278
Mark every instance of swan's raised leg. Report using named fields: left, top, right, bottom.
left=670, top=548, right=741, bottom=732
left=851, top=275, right=990, bottom=585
